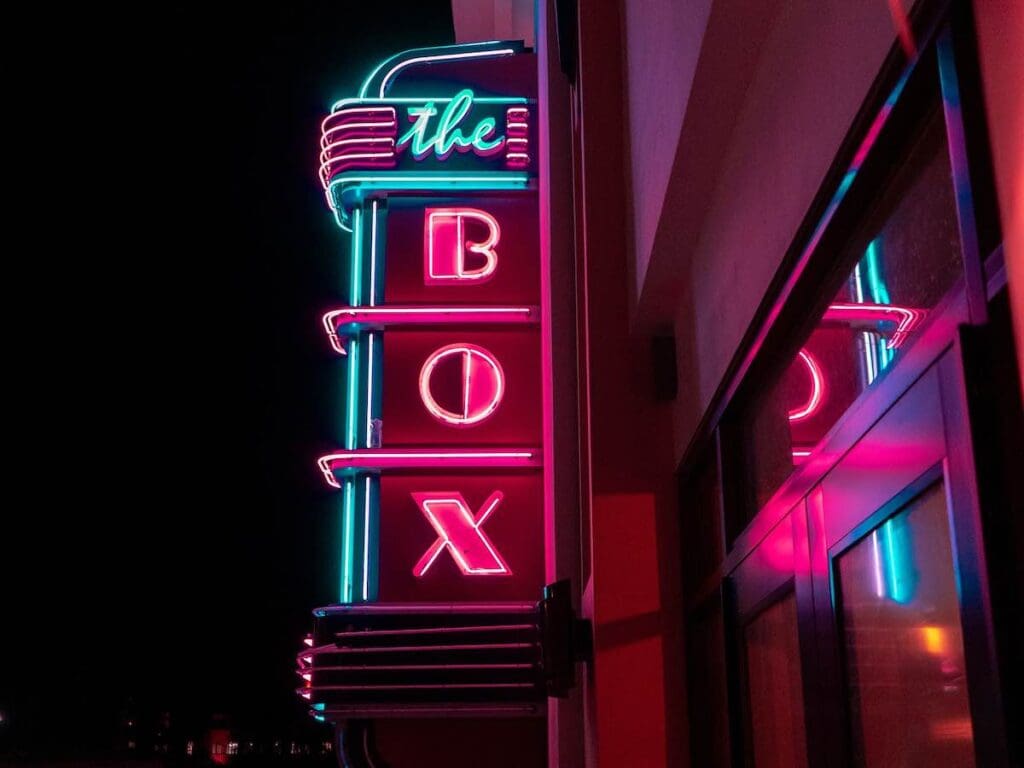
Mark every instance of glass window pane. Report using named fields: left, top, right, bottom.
left=836, top=483, right=975, bottom=767
left=726, top=105, right=963, bottom=523
left=687, top=600, right=732, bottom=767
left=744, top=593, right=808, bottom=768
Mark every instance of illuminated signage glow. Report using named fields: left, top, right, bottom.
left=788, top=349, right=825, bottom=422
left=426, top=207, right=502, bottom=283
left=418, top=343, right=506, bottom=426
left=397, top=89, right=506, bottom=160
left=412, top=491, right=511, bottom=576
left=308, top=43, right=546, bottom=728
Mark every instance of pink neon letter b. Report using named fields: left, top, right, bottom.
left=425, top=208, right=500, bottom=284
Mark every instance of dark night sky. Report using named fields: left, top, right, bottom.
left=4, top=2, right=455, bottom=754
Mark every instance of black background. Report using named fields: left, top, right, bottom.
left=3, top=1, right=456, bottom=756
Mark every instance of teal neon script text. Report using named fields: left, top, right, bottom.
left=397, top=89, right=505, bottom=161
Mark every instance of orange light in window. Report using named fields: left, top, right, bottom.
left=930, top=717, right=973, bottom=741
left=919, top=625, right=949, bottom=656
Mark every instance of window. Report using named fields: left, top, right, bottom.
left=723, top=78, right=964, bottom=538
left=676, top=9, right=1010, bottom=767
left=835, top=482, right=975, bottom=766
left=743, top=594, right=808, bottom=768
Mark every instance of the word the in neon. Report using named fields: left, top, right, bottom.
left=397, top=89, right=505, bottom=161
left=419, top=343, right=505, bottom=426
left=426, top=208, right=500, bottom=284
left=412, top=491, right=511, bottom=576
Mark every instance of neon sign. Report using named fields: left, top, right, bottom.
left=310, top=39, right=543, bottom=620
left=425, top=207, right=501, bottom=283
left=418, top=343, right=506, bottom=426
left=316, top=42, right=535, bottom=233
left=788, top=349, right=825, bottom=422
left=397, top=89, right=506, bottom=160
left=412, top=491, right=511, bottom=576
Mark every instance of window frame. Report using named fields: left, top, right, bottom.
left=678, top=1, right=1013, bottom=766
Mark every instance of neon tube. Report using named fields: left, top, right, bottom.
left=341, top=478, right=354, bottom=601
left=418, top=343, right=505, bottom=426
left=412, top=491, right=510, bottom=576
left=823, top=303, right=923, bottom=349
left=313, top=601, right=536, bottom=615
left=426, top=208, right=501, bottom=284
left=356, top=41, right=515, bottom=98
left=322, top=305, right=538, bottom=356
left=788, top=349, right=825, bottom=422
left=363, top=475, right=371, bottom=601
left=396, top=90, right=506, bottom=161
left=332, top=95, right=529, bottom=112
left=317, top=450, right=541, bottom=487
left=324, top=173, right=532, bottom=223
left=375, top=49, right=516, bottom=98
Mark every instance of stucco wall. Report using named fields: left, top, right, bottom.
left=974, top=0, right=1024, bottom=395
left=661, top=0, right=900, bottom=460
left=621, top=0, right=712, bottom=297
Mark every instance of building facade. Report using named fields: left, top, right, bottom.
left=306, top=1, right=1023, bottom=765
left=539, top=0, right=1023, bottom=765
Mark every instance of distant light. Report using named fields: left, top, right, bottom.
left=920, top=625, right=950, bottom=656
left=931, top=717, right=973, bottom=741
left=314, top=715, right=326, bottom=722
left=303, top=635, right=314, bottom=647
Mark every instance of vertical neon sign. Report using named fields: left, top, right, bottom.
left=313, top=41, right=542, bottom=613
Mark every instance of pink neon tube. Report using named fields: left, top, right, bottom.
left=412, top=491, right=510, bottom=576
left=321, top=107, right=397, bottom=138
left=317, top=449, right=541, bottom=488
left=319, top=107, right=399, bottom=187
left=788, top=349, right=825, bottom=422
left=417, top=343, right=505, bottom=427
left=321, top=305, right=539, bottom=356
left=823, top=303, right=924, bottom=349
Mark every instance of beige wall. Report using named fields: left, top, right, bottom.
left=621, top=0, right=712, bottom=298
left=974, top=0, right=1024, bottom=395
left=621, top=0, right=902, bottom=461
left=451, top=0, right=534, bottom=47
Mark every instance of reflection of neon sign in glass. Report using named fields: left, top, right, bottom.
left=412, top=491, right=511, bottom=576
left=788, top=350, right=825, bottom=422
left=419, top=343, right=506, bottom=426
left=398, top=89, right=506, bottom=161
left=426, top=207, right=501, bottom=284
left=789, top=302, right=924, bottom=425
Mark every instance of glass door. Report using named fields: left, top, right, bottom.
left=729, top=511, right=810, bottom=768
left=804, top=350, right=1009, bottom=767
left=833, top=475, right=974, bottom=765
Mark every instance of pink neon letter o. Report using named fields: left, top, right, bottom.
left=418, top=343, right=505, bottom=426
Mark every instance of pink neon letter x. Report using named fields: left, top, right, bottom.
left=412, top=491, right=511, bottom=576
